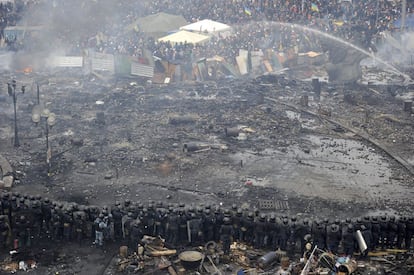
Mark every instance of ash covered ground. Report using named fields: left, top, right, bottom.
left=0, top=70, right=413, bottom=274
left=1, top=72, right=413, bottom=218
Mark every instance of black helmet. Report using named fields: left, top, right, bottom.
left=260, top=214, right=266, bottom=221
left=236, top=209, right=243, bottom=216
left=334, top=219, right=340, bottom=225
left=99, top=214, right=104, bottom=219
left=223, top=217, right=231, bottom=224
left=231, top=204, right=237, bottom=210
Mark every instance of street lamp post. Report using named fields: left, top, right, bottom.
left=32, top=105, right=56, bottom=176
left=7, top=79, right=25, bottom=147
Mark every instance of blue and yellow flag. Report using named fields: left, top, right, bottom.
left=311, top=3, right=319, bottom=12
left=244, top=6, right=252, bottom=16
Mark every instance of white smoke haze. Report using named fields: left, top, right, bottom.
left=4, top=0, right=146, bottom=71
left=374, top=31, right=414, bottom=67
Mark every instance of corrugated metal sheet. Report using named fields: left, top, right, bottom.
left=131, top=62, right=154, bottom=78
left=49, top=56, right=83, bottom=67
left=91, top=57, right=115, bottom=72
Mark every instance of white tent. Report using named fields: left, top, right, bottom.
left=180, top=19, right=231, bottom=34
left=158, top=30, right=210, bottom=45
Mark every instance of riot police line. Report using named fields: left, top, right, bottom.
left=0, top=191, right=413, bottom=257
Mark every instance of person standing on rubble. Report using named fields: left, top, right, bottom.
left=254, top=213, right=267, bottom=248
left=405, top=217, right=414, bottom=250
left=278, top=218, right=290, bottom=251
left=396, top=217, right=407, bottom=249
left=371, top=216, right=380, bottom=250
left=166, top=208, right=179, bottom=245
left=188, top=212, right=203, bottom=245
left=129, top=220, right=143, bottom=250
left=203, top=208, right=216, bottom=242
left=73, top=206, right=86, bottom=245
left=0, top=215, right=10, bottom=248
left=62, top=208, right=73, bottom=242
left=387, top=216, right=398, bottom=248
left=111, top=202, right=123, bottom=240
left=326, top=223, right=341, bottom=254
left=379, top=215, right=388, bottom=249
left=312, top=220, right=326, bottom=250
left=214, top=207, right=224, bottom=242
left=360, top=225, right=372, bottom=257
left=341, top=224, right=355, bottom=257
left=268, top=214, right=279, bottom=249
left=14, top=215, right=31, bottom=249
left=94, top=213, right=107, bottom=248
left=41, top=198, right=52, bottom=234
left=220, top=217, right=234, bottom=255
left=50, top=207, right=62, bottom=240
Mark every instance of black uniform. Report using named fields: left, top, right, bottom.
left=219, top=218, right=234, bottom=254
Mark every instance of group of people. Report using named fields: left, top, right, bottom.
left=0, top=191, right=413, bottom=257
left=0, top=1, right=412, bottom=63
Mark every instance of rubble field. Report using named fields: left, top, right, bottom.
left=0, top=71, right=413, bottom=274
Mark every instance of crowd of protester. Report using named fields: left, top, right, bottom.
left=0, top=0, right=412, bottom=63
left=0, top=191, right=413, bottom=257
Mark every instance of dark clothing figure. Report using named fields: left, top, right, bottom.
left=396, top=218, right=406, bottom=249
left=166, top=211, right=179, bottom=245
left=0, top=215, right=10, bottom=248
left=342, top=225, right=355, bottom=256
left=254, top=216, right=266, bottom=248
left=219, top=218, right=234, bottom=254
left=188, top=214, right=203, bottom=245
left=326, top=224, right=341, bottom=254
left=405, top=218, right=414, bottom=250
left=278, top=219, right=290, bottom=250
left=203, top=211, right=216, bottom=242
left=14, top=215, right=31, bottom=249
left=313, top=222, right=326, bottom=250
left=371, top=218, right=380, bottom=249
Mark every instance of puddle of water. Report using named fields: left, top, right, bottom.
left=230, top=135, right=410, bottom=203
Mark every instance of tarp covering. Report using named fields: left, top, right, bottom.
left=126, top=12, right=187, bottom=36
left=180, top=19, right=231, bottom=33
left=158, top=30, right=210, bottom=45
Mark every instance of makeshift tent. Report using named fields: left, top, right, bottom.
left=158, top=30, right=210, bottom=45
left=125, top=12, right=187, bottom=38
left=180, top=19, right=231, bottom=34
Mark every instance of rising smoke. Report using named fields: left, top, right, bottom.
left=6, top=0, right=145, bottom=70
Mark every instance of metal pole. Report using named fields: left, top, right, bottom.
left=12, top=87, right=19, bottom=147
left=401, top=0, right=407, bottom=32
left=37, top=83, right=40, bottom=105
left=45, top=120, right=50, bottom=176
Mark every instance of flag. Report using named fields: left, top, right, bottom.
left=311, top=3, right=319, bottom=12
left=244, top=6, right=252, bottom=16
